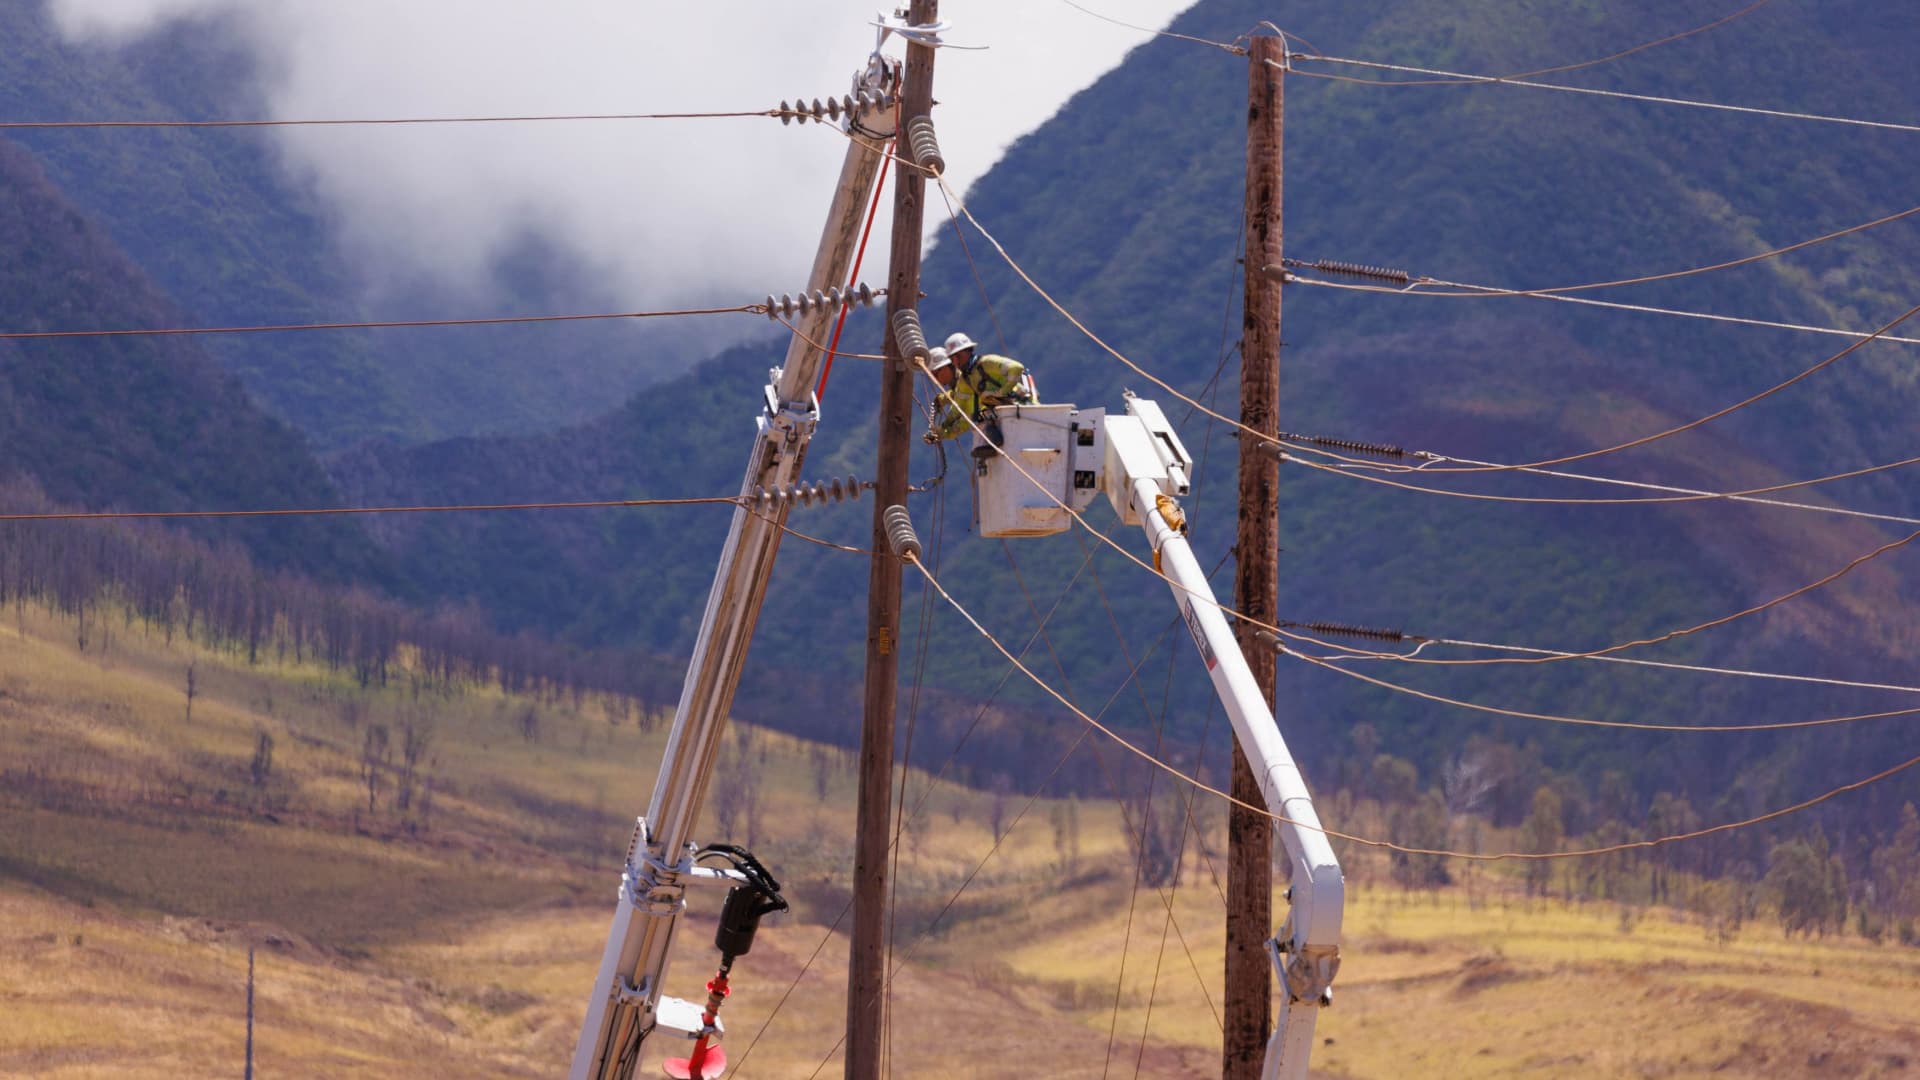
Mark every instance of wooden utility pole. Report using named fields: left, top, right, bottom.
left=1227, top=33, right=1284, bottom=1080
left=847, top=4, right=937, bottom=1078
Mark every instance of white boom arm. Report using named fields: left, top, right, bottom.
left=967, top=395, right=1343, bottom=1079
left=569, top=57, right=899, bottom=1080
left=1106, top=397, right=1344, bottom=1080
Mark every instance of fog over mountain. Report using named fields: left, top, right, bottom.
left=48, top=0, right=1192, bottom=328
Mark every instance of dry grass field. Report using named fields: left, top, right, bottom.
left=4, top=607, right=1919, bottom=1077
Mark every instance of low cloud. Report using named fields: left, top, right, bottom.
left=50, top=0, right=1190, bottom=323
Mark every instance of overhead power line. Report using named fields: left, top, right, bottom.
left=1281, top=54, right=1920, bottom=135
left=1286, top=203, right=1920, bottom=299
left=0, top=495, right=742, bottom=522
left=1319, top=0, right=1776, bottom=86
left=0, top=303, right=763, bottom=341
left=1286, top=273, right=1920, bottom=347
left=1276, top=641, right=1920, bottom=734
left=1, top=90, right=905, bottom=132
left=923, top=181, right=1918, bottom=669
left=1281, top=524, right=1920, bottom=671
left=1053, top=0, right=1247, bottom=54
left=934, top=169, right=1920, bottom=491
left=1279, top=445, right=1920, bottom=525
left=908, top=351, right=1916, bottom=693
left=1055, top=0, right=1777, bottom=81
left=899, top=542, right=1920, bottom=861
left=0, top=109, right=780, bottom=130
left=1286, top=295, right=1920, bottom=476
left=1367, top=636, right=1920, bottom=694
left=1270, top=620, right=1920, bottom=693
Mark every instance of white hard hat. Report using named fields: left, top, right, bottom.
left=926, top=346, right=951, bottom=372
left=943, top=331, right=977, bottom=355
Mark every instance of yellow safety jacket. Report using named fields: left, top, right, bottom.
left=932, top=354, right=1034, bottom=440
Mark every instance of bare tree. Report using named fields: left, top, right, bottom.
left=361, top=723, right=390, bottom=813
left=989, top=774, right=1012, bottom=843
left=811, top=744, right=833, bottom=801
left=183, top=661, right=197, bottom=725
left=397, top=711, right=435, bottom=814
left=248, top=730, right=275, bottom=793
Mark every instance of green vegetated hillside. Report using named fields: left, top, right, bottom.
left=331, top=0, right=1920, bottom=842
left=0, top=136, right=381, bottom=581
left=0, top=2, right=708, bottom=447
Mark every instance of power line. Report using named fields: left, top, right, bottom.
left=730, top=531, right=1123, bottom=1077
left=0, top=303, right=762, bottom=341
left=907, top=346, right=1914, bottom=695
left=1279, top=445, right=1920, bottom=524
left=1290, top=203, right=1920, bottom=299
left=901, top=546, right=1920, bottom=861
left=935, top=172, right=1920, bottom=492
left=1318, top=633, right=1920, bottom=694
left=1053, top=0, right=1247, bottom=54
left=907, top=352, right=1909, bottom=696
left=995, top=542, right=1224, bottom=1050
left=0, top=109, right=780, bottom=130
left=1009, top=563, right=1225, bottom=1075
left=1286, top=273, right=1920, bottom=347
left=1278, top=525, right=1920, bottom=671
left=773, top=313, right=890, bottom=362
left=905, top=154, right=1920, bottom=844
left=794, top=614, right=1207, bottom=1079
left=1281, top=53, right=1920, bottom=135
left=755, top=511, right=877, bottom=556
left=1288, top=294, right=1920, bottom=475
left=1276, top=641, right=1920, bottom=734
left=0, top=495, right=742, bottom=522
left=1061, top=0, right=1777, bottom=79
left=1328, top=0, right=1777, bottom=86
left=907, top=331, right=1920, bottom=709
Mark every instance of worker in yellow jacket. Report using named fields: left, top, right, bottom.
left=923, top=332, right=1035, bottom=450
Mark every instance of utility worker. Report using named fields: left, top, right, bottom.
left=922, top=332, right=1034, bottom=452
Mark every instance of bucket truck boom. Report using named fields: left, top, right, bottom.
left=967, top=395, right=1344, bottom=1080
left=569, top=54, right=899, bottom=1080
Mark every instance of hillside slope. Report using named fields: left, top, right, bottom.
left=0, top=136, right=381, bottom=579
left=0, top=2, right=716, bottom=447
left=328, top=0, right=1920, bottom=833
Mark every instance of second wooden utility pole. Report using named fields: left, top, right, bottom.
left=848, top=4, right=937, bottom=1078
left=1227, top=32, right=1284, bottom=1080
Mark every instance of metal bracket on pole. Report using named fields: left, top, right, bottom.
left=1270, top=903, right=1340, bottom=1006
left=761, top=373, right=821, bottom=445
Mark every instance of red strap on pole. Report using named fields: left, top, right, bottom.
left=816, top=139, right=892, bottom=402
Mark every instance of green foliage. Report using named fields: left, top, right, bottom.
left=1765, top=830, right=1848, bottom=938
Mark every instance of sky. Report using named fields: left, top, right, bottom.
left=49, top=0, right=1194, bottom=322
